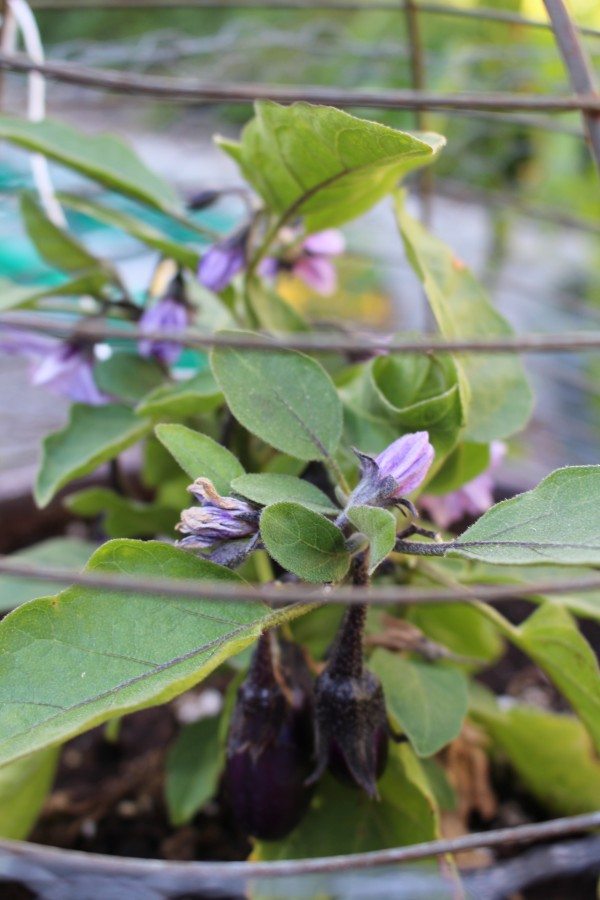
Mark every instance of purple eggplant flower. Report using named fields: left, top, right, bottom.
left=176, top=477, right=259, bottom=550
left=139, top=295, right=189, bottom=366
left=421, top=441, right=506, bottom=529
left=260, top=228, right=345, bottom=296
left=0, top=326, right=106, bottom=405
left=346, top=431, right=435, bottom=510
left=197, top=228, right=248, bottom=292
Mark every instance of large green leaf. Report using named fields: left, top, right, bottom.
left=0, top=271, right=114, bottom=311
left=0, top=747, right=60, bottom=839
left=463, top=560, right=600, bottom=623
left=58, top=193, right=200, bottom=269
left=0, top=538, right=95, bottom=613
left=231, top=473, right=338, bottom=515
left=211, top=337, right=342, bottom=462
left=371, top=650, right=468, bottom=757
left=155, top=423, right=244, bottom=493
left=218, top=102, right=444, bottom=231
left=472, top=691, right=600, bottom=816
left=452, top=466, right=600, bottom=565
left=396, top=199, right=532, bottom=442
left=35, top=404, right=152, bottom=507
left=260, top=502, right=350, bottom=583
left=136, top=371, right=222, bottom=419
left=165, top=714, right=224, bottom=826
left=94, top=353, right=165, bottom=405
left=255, top=742, right=438, bottom=859
left=0, top=540, right=306, bottom=767
left=514, top=603, right=600, bottom=752
left=66, top=487, right=178, bottom=539
left=347, top=505, right=397, bottom=574
left=0, top=116, right=180, bottom=213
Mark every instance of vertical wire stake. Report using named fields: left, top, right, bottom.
left=543, top=0, right=600, bottom=175
left=403, top=0, right=433, bottom=224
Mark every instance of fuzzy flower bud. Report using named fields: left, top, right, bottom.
left=176, top=478, right=259, bottom=550
left=225, top=633, right=314, bottom=840
left=347, top=432, right=434, bottom=510
left=197, top=228, right=248, bottom=292
left=308, top=605, right=390, bottom=798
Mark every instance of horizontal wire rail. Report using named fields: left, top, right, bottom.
left=0, top=811, right=597, bottom=878
left=2, top=312, right=600, bottom=354
left=0, top=557, right=599, bottom=606
left=1, top=51, right=599, bottom=112
left=26, top=0, right=600, bottom=42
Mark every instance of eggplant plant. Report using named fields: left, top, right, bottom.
left=0, top=101, right=598, bottom=858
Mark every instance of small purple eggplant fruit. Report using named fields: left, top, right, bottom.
left=307, top=604, right=394, bottom=799
left=225, top=632, right=314, bottom=840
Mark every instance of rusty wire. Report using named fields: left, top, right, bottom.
left=23, top=0, right=600, bottom=43
left=0, top=51, right=599, bottom=112
left=0, top=556, right=599, bottom=607
left=2, top=312, right=600, bottom=354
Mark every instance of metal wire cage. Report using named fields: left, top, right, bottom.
left=0, top=1, right=598, bottom=896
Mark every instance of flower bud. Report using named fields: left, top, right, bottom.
left=176, top=478, right=259, bottom=550
left=308, top=605, right=390, bottom=798
left=139, top=294, right=189, bottom=366
left=347, top=432, right=434, bottom=510
left=225, top=634, right=314, bottom=840
left=197, top=228, right=248, bottom=292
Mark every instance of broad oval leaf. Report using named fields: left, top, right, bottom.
left=58, top=193, right=200, bottom=269
left=137, top=371, right=222, bottom=419
left=218, top=101, right=444, bottom=231
left=347, top=505, right=396, bottom=574
left=0, top=540, right=304, bottom=767
left=396, top=198, right=532, bottom=442
left=165, top=714, right=224, bottom=826
left=0, top=747, right=60, bottom=839
left=155, top=423, right=244, bottom=493
left=452, top=466, right=600, bottom=565
left=371, top=650, right=468, bottom=757
left=35, top=404, right=152, bottom=508
left=472, top=691, right=600, bottom=816
left=0, top=115, right=181, bottom=214
left=211, top=337, right=343, bottom=461
left=231, top=473, right=338, bottom=515
left=514, top=603, right=600, bottom=753
left=0, top=538, right=95, bottom=613
left=94, top=353, right=165, bottom=405
left=260, top=502, right=350, bottom=583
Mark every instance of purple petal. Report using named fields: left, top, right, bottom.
left=375, top=431, right=434, bottom=495
left=303, top=229, right=345, bottom=257
left=258, top=256, right=279, bottom=279
left=0, top=326, right=57, bottom=361
left=293, top=256, right=337, bottom=296
left=31, top=344, right=106, bottom=405
left=139, top=296, right=188, bottom=366
left=198, top=232, right=247, bottom=292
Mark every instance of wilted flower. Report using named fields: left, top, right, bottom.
left=197, top=228, right=249, bottom=292
left=225, top=633, right=314, bottom=839
left=308, top=605, right=390, bottom=798
left=262, top=228, right=345, bottom=296
left=139, top=294, right=189, bottom=366
left=421, top=441, right=506, bottom=529
left=176, top=477, right=259, bottom=550
left=346, top=431, right=435, bottom=511
left=0, top=327, right=106, bottom=405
